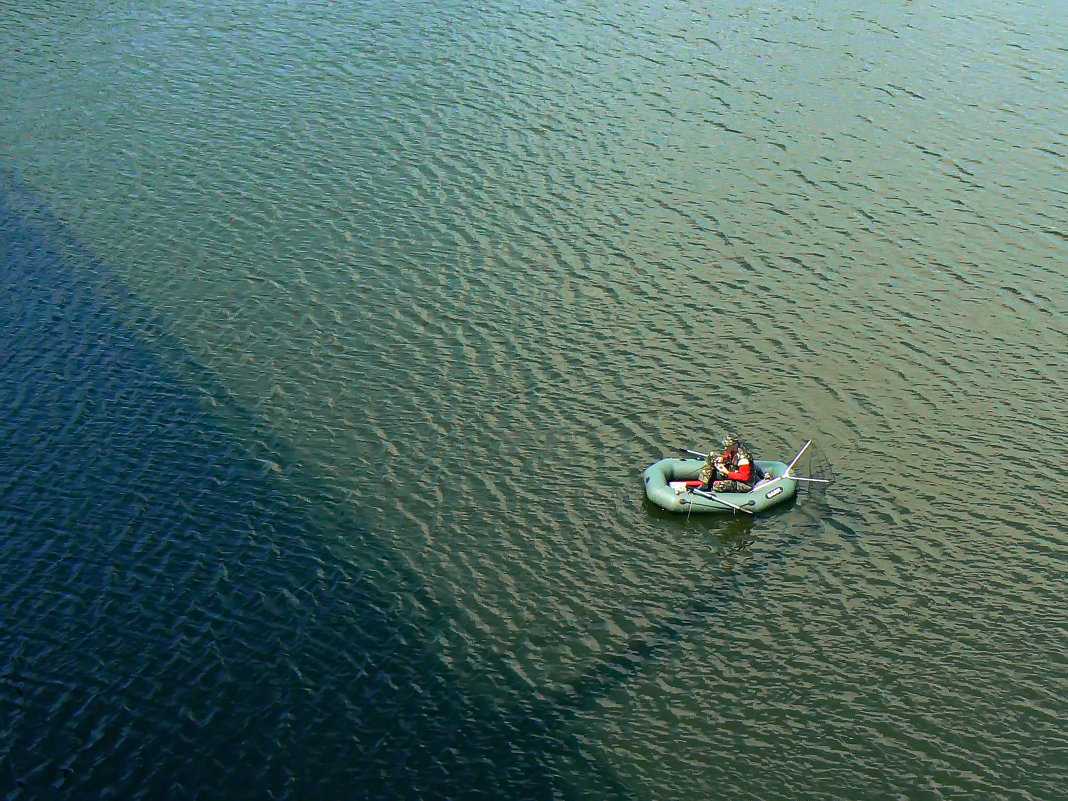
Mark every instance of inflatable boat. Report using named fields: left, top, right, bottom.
left=642, top=440, right=829, bottom=514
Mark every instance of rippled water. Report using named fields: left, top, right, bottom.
left=2, top=1, right=1065, bottom=799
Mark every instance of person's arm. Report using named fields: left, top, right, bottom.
left=724, top=457, right=752, bottom=482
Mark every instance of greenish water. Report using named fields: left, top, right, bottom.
left=2, top=1, right=1065, bottom=799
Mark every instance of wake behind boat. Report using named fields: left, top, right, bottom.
left=643, top=439, right=832, bottom=515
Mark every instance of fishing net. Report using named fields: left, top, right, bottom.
left=791, top=439, right=835, bottom=506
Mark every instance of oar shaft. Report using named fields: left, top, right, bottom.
left=692, top=488, right=754, bottom=514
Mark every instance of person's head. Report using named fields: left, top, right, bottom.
left=722, top=433, right=741, bottom=451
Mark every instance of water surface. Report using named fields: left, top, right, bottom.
left=1, top=1, right=1065, bottom=798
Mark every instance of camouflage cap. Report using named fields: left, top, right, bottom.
left=722, top=433, right=740, bottom=447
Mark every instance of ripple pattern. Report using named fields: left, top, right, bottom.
left=1, top=0, right=1066, bottom=799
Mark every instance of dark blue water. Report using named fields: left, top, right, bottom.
left=0, top=171, right=833, bottom=800
left=0, top=170, right=563, bottom=800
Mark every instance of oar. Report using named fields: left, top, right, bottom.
left=691, top=488, right=755, bottom=514
left=678, top=448, right=708, bottom=459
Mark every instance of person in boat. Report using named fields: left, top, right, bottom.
left=699, top=433, right=757, bottom=493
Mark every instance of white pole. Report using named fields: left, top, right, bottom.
left=784, top=440, right=812, bottom=475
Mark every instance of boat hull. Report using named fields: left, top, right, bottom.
left=643, top=457, right=798, bottom=514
